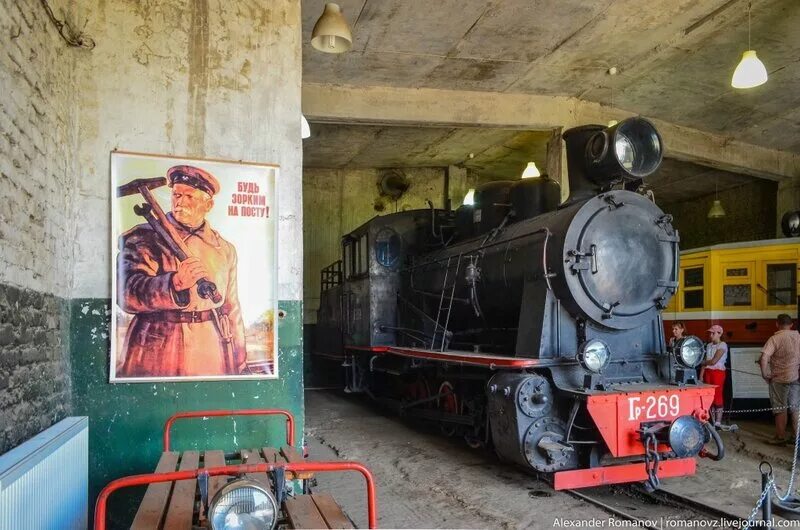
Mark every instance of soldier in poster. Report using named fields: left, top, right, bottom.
left=116, top=165, right=247, bottom=377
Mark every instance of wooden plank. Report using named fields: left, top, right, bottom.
left=130, top=451, right=180, bottom=530
left=161, top=451, right=200, bottom=530
left=261, top=447, right=282, bottom=465
left=284, top=495, right=328, bottom=529
left=240, top=448, right=271, bottom=490
left=203, top=450, right=227, bottom=502
left=280, top=445, right=313, bottom=479
left=311, top=493, right=355, bottom=529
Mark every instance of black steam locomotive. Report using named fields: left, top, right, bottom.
left=314, top=118, right=723, bottom=490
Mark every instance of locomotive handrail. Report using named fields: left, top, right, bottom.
left=93, top=460, right=378, bottom=530
left=163, top=409, right=295, bottom=452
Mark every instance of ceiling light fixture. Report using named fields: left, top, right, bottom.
left=311, top=3, right=353, bottom=54
left=301, top=115, right=311, bottom=139
left=731, top=2, right=767, bottom=89
left=463, top=189, right=475, bottom=206
left=521, top=162, right=541, bottom=179
left=707, top=178, right=726, bottom=219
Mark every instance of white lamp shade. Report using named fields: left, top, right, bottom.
left=311, top=3, right=352, bottom=54
left=707, top=199, right=726, bottom=219
left=731, top=50, right=768, bottom=89
left=301, top=115, right=311, bottom=139
left=521, top=161, right=541, bottom=179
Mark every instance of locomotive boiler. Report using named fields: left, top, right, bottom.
left=314, top=117, right=724, bottom=490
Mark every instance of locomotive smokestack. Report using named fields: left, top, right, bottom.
left=563, top=117, right=664, bottom=204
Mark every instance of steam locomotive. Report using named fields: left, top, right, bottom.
left=314, top=118, right=724, bottom=490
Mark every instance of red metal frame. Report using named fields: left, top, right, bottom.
left=94, top=460, right=377, bottom=530
left=554, top=458, right=696, bottom=490
left=586, top=387, right=714, bottom=458
left=163, top=409, right=295, bottom=452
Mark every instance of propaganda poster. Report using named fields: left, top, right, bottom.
left=110, top=152, right=278, bottom=382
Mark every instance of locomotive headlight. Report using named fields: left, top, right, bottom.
left=577, top=339, right=611, bottom=373
left=674, top=336, right=704, bottom=368
left=586, top=117, right=663, bottom=181
left=209, top=479, right=278, bottom=530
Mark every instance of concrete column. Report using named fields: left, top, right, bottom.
left=546, top=127, right=569, bottom=203
left=448, top=165, right=475, bottom=208
left=777, top=180, right=800, bottom=236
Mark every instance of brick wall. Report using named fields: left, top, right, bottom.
left=663, top=180, right=778, bottom=250
left=0, top=0, right=79, bottom=453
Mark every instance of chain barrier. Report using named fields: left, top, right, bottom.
left=719, top=404, right=800, bottom=528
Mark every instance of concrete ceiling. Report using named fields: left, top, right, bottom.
left=303, top=122, right=552, bottom=178
left=302, top=122, right=760, bottom=203
left=302, top=0, right=800, bottom=152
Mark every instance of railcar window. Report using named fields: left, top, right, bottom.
left=683, top=266, right=704, bottom=309
left=767, top=263, right=797, bottom=306
left=726, top=268, right=748, bottom=277
left=724, top=284, right=751, bottom=306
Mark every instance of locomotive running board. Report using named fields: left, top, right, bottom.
left=553, top=458, right=696, bottom=490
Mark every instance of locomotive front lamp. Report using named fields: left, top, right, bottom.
left=586, top=117, right=663, bottom=182
left=209, top=479, right=278, bottom=530
left=577, top=339, right=611, bottom=373
left=674, top=336, right=704, bottom=368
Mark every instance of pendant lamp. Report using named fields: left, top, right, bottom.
left=707, top=178, right=726, bottom=219
left=731, top=2, right=767, bottom=89
left=521, top=162, right=541, bottom=179
left=311, top=3, right=352, bottom=54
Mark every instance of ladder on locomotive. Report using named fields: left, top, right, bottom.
left=431, top=254, right=462, bottom=351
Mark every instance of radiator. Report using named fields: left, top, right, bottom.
left=0, top=417, right=88, bottom=530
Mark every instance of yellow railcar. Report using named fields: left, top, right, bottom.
left=663, top=239, right=800, bottom=400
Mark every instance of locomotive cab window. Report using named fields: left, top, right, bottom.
left=682, top=266, right=705, bottom=309
left=343, top=238, right=355, bottom=279
left=359, top=234, right=369, bottom=274
left=766, top=263, right=797, bottom=306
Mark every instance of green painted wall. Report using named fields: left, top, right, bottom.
left=71, top=299, right=303, bottom=527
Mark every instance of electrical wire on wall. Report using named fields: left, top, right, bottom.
left=40, top=0, right=96, bottom=49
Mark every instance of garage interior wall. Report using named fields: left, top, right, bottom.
left=0, top=0, right=79, bottom=455
left=2, top=0, right=304, bottom=525
left=303, top=167, right=448, bottom=324
left=663, top=180, right=778, bottom=250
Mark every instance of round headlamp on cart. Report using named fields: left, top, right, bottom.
left=576, top=339, right=611, bottom=373
left=673, top=335, right=704, bottom=368
left=209, top=478, right=279, bottom=530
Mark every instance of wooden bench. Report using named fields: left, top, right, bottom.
left=130, top=448, right=353, bottom=529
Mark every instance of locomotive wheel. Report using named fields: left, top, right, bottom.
left=403, top=378, right=431, bottom=409
left=437, top=381, right=459, bottom=436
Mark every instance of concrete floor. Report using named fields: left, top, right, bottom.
left=305, top=389, right=800, bottom=529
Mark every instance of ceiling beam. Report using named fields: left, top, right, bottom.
left=303, top=83, right=800, bottom=181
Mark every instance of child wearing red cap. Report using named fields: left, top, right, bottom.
left=700, top=324, right=728, bottom=426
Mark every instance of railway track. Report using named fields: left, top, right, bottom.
left=567, top=485, right=752, bottom=529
